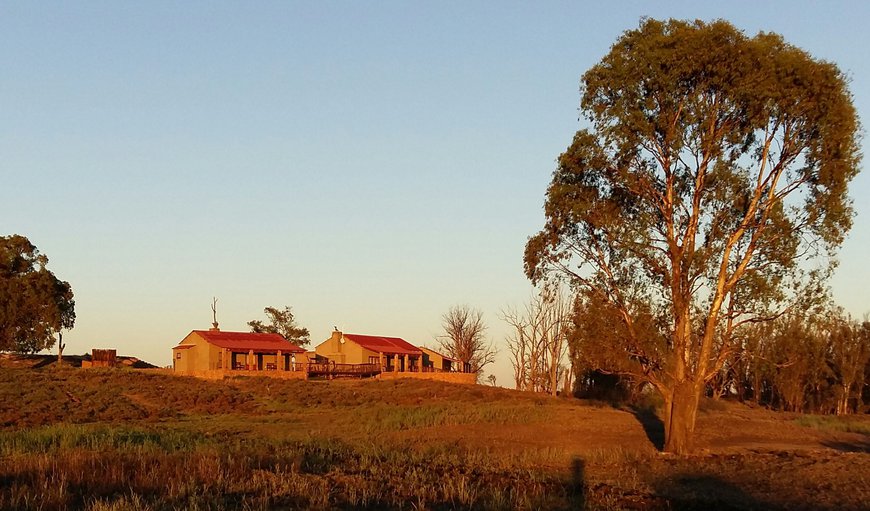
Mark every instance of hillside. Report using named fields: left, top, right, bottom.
left=0, top=352, right=159, bottom=370
left=0, top=367, right=868, bottom=510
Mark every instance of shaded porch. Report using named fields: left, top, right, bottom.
left=218, top=348, right=305, bottom=372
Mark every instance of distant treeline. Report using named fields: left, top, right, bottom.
left=506, top=290, right=869, bottom=416
left=573, top=310, right=869, bottom=415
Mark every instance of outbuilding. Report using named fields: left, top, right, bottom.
left=172, top=328, right=306, bottom=373
left=314, top=331, right=423, bottom=372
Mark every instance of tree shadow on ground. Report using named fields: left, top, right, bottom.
left=650, top=470, right=865, bottom=511
left=30, top=356, right=56, bottom=369
left=574, top=465, right=778, bottom=510
left=568, top=457, right=586, bottom=509
left=821, top=438, right=870, bottom=452
left=628, top=405, right=665, bottom=450
left=652, top=473, right=772, bottom=510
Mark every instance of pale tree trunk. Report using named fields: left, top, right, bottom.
left=753, top=370, right=763, bottom=405
left=545, top=291, right=569, bottom=397
left=562, top=369, right=574, bottom=396
left=664, top=380, right=702, bottom=454
left=837, top=383, right=851, bottom=415
left=517, top=337, right=526, bottom=390
left=528, top=320, right=543, bottom=392
left=504, top=307, right=529, bottom=391
left=56, top=331, right=65, bottom=367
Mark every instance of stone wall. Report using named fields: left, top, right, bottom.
left=172, top=369, right=308, bottom=381
left=378, top=371, right=477, bottom=385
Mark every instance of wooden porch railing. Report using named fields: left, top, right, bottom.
left=217, top=359, right=470, bottom=375
left=306, top=362, right=382, bottom=377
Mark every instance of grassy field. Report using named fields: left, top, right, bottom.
left=0, top=368, right=868, bottom=510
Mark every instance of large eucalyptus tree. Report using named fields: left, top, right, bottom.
left=525, top=19, right=860, bottom=453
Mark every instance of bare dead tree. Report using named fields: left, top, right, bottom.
left=211, top=297, right=219, bottom=329
left=503, top=305, right=530, bottom=390
left=503, top=301, right=548, bottom=392
left=438, top=305, right=496, bottom=380
left=502, top=286, right=573, bottom=395
left=542, top=286, right=571, bottom=396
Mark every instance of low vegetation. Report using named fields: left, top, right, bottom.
left=0, top=367, right=868, bottom=510
left=794, top=415, right=870, bottom=435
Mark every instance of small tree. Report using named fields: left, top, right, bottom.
left=438, top=305, right=496, bottom=378
left=248, top=306, right=311, bottom=346
left=0, top=235, right=75, bottom=353
left=525, top=19, right=860, bottom=453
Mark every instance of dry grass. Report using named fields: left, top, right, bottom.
left=0, top=367, right=868, bottom=510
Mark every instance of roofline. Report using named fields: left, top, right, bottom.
left=342, top=333, right=423, bottom=355
left=420, top=346, right=460, bottom=361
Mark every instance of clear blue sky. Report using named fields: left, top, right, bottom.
left=3, top=2, right=869, bottom=386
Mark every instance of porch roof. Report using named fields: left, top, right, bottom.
left=420, top=346, right=459, bottom=362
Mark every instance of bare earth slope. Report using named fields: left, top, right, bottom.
left=0, top=367, right=867, bottom=510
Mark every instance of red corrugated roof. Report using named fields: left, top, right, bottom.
left=343, top=334, right=422, bottom=355
left=189, top=330, right=306, bottom=353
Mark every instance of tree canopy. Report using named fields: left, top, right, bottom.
left=524, top=19, right=860, bottom=454
left=248, top=306, right=311, bottom=346
left=0, top=235, right=75, bottom=353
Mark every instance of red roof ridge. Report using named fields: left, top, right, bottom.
left=342, top=333, right=423, bottom=355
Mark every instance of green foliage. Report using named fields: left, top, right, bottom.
left=0, top=235, right=75, bottom=353
left=247, top=305, right=310, bottom=346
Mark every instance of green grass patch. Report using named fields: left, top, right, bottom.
left=794, top=415, right=870, bottom=434
left=0, top=423, right=211, bottom=455
left=356, top=401, right=550, bottom=432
